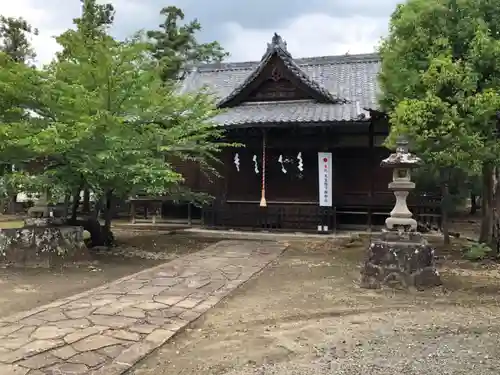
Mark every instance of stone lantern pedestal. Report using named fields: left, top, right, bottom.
left=0, top=189, right=89, bottom=268
left=360, top=137, right=441, bottom=290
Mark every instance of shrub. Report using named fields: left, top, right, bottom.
left=463, top=242, right=492, bottom=261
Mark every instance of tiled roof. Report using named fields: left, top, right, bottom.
left=179, top=34, right=381, bottom=125
left=218, top=33, right=343, bottom=106
left=212, top=100, right=367, bottom=126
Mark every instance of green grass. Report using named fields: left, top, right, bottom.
left=0, top=220, right=24, bottom=229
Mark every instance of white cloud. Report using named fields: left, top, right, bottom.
left=0, top=0, right=46, bottom=22
left=0, top=0, right=63, bottom=65
left=222, top=13, right=388, bottom=61
left=0, top=0, right=155, bottom=65
left=1, top=4, right=390, bottom=65
left=30, top=32, right=63, bottom=66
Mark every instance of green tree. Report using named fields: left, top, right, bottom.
left=57, top=0, right=114, bottom=61
left=0, top=52, right=42, bottom=161
left=378, top=0, right=500, bottom=247
left=0, top=16, right=39, bottom=212
left=26, top=18, right=227, bottom=245
left=147, top=6, right=228, bottom=81
left=0, top=16, right=38, bottom=64
left=55, top=0, right=115, bottom=214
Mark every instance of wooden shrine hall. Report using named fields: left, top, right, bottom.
left=129, top=33, right=441, bottom=232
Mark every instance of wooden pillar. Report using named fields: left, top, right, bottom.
left=368, top=121, right=375, bottom=231
left=223, top=148, right=229, bottom=202
left=321, top=126, right=333, bottom=233
left=152, top=202, right=157, bottom=224
left=187, top=202, right=192, bottom=225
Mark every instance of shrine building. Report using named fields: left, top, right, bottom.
left=129, top=33, right=440, bottom=232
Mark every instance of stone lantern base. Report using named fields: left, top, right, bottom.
left=360, top=230, right=441, bottom=290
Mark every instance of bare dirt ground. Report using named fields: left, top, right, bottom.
left=0, top=231, right=217, bottom=318
left=130, top=235, right=500, bottom=375
left=449, top=213, right=482, bottom=240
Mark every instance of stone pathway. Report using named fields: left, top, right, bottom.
left=0, top=240, right=286, bottom=375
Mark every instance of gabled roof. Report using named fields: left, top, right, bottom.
left=179, top=34, right=381, bottom=126
left=217, top=33, right=344, bottom=107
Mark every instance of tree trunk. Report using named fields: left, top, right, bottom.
left=102, top=190, right=115, bottom=246
left=68, top=197, right=109, bottom=248
left=104, top=191, right=113, bottom=230
left=5, top=194, right=17, bottom=214
left=90, top=196, right=99, bottom=219
left=440, top=169, right=450, bottom=245
left=479, top=163, right=494, bottom=244
left=441, top=187, right=450, bottom=245
left=493, top=167, right=500, bottom=254
left=70, top=191, right=81, bottom=221
left=470, top=192, right=478, bottom=215
left=68, top=217, right=106, bottom=247
left=63, top=194, right=71, bottom=218
left=82, top=188, right=90, bottom=213
left=0, top=197, right=10, bottom=214
left=67, top=191, right=114, bottom=248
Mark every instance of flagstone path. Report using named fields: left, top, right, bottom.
left=0, top=240, right=286, bottom=375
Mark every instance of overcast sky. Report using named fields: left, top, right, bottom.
left=0, top=0, right=401, bottom=66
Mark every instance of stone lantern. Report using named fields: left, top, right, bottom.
left=381, top=136, right=420, bottom=231
left=360, top=136, right=441, bottom=290
left=25, top=188, right=65, bottom=227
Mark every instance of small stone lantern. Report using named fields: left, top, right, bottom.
left=380, top=136, right=421, bottom=231
left=25, top=188, right=65, bottom=227
left=360, top=136, right=441, bottom=290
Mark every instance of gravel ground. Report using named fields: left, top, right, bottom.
left=225, top=307, right=500, bottom=374
left=131, top=237, right=500, bottom=375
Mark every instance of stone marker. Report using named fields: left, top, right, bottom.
left=360, top=136, right=442, bottom=290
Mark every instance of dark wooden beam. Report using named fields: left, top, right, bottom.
left=368, top=120, right=374, bottom=230
left=224, top=120, right=372, bottom=130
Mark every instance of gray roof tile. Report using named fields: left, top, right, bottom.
left=212, top=100, right=368, bottom=126
left=179, top=34, right=380, bottom=125
left=181, top=54, right=380, bottom=109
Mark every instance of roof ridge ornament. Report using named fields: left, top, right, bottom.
left=263, top=32, right=291, bottom=59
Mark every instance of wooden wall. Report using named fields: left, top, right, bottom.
left=333, top=147, right=392, bottom=195
left=169, top=157, right=223, bottom=198
left=222, top=144, right=392, bottom=204
left=170, top=123, right=394, bottom=207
